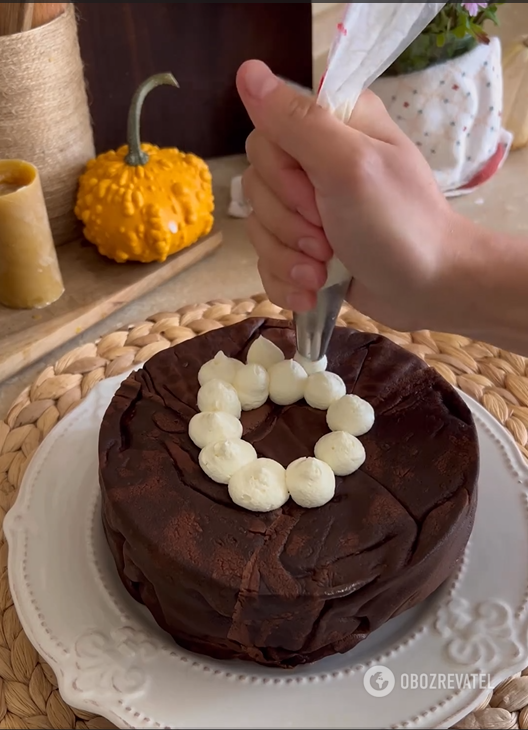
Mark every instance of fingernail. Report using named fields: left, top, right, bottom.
left=298, top=237, right=324, bottom=260
left=243, top=61, right=279, bottom=99
left=291, top=263, right=320, bottom=289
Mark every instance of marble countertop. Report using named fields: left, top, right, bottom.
left=1, top=1, right=527, bottom=417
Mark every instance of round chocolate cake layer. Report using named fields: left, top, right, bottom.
left=99, top=318, right=479, bottom=668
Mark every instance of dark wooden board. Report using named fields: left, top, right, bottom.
left=75, top=2, right=313, bottom=159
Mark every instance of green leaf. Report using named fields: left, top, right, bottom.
left=453, top=24, right=468, bottom=39
left=436, top=31, right=446, bottom=47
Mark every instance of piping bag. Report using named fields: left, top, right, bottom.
left=294, top=2, right=446, bottom=362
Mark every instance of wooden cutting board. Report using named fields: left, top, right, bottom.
left=0, top=231, right=222, bottom=384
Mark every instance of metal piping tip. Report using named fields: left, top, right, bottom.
left=293, top=278, right=350, bottom=362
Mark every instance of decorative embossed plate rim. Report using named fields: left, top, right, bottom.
left=4, top=369, right=528, bottom=730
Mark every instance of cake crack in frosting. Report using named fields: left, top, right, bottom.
left=99, top=318, right=479, bottom=668
left=161, top=440, right=234, bottom=509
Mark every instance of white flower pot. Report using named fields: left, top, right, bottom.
left=370, top=37, right=512, bottom=196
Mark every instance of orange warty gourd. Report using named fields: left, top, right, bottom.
left=74, top=73, right=214, bottom=263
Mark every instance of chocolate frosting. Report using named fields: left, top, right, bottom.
left=99, top=318, right=478, bottom=668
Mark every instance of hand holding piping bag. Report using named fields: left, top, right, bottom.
left=237, top=3, right=447, bottom=353
left=310, top=3, right=449, bottom=301
left=238, top=4, right=528, bottom=358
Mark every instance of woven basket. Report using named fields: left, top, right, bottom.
left=1, top=294, right=528, bottom=730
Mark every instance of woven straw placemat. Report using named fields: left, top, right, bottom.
left=1, top=294, right=528, bottom=730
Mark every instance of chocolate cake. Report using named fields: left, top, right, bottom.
left=99, top=318, right=479, bottom=668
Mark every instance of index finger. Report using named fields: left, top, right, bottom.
left=245, top=131, right=322, bottom=228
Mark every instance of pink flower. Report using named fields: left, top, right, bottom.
left=463, top=2, right=488, bottom=16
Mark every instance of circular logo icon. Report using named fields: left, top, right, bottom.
left=363, top=665, right=396, bottom=697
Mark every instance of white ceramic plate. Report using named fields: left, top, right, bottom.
left=5, top=371, right=528, bottom=730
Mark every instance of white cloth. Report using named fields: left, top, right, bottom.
left=228, top=175, right=250, bottom=218
left=370, top=37, right=512, bottom=195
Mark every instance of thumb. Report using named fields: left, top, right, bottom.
left=236, top=60, right=356, bottom=180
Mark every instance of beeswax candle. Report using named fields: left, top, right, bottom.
left=0, top=160, right=64, bottom=309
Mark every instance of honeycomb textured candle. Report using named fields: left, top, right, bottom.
left=0, top=160, right=64, bottom=309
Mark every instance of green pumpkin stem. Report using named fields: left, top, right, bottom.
left=125, top=72, right=179, bottom=166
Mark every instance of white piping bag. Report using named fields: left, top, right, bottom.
left=294, top=2, right=446, bottom=362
